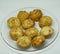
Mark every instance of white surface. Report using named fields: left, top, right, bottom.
left=0, top=0, right=60, bottom=54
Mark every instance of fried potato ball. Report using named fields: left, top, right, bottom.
left=22, top=19, right=34, bottom=29
left=39, top=16, right=52, bottom=27
left=40, top=26, right=54, bottom=38
left=29, top=9, right=42, bottom=21
left=17, top=11, right=29, bottom=22
left=25, top=27, right=38, bottom=38
left=17, top=36, right=31, bottom=48
left=9, top=27, right=23, bottom=41
left=7, top=9, right=55, bottom=49
left=32, top=35, right=45, bottom=47
left=7, top=17, right=20, bottom=28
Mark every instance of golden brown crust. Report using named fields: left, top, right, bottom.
left=9, top=27, right=23, bottom=41
left=7, top=9, right=54, bottom=49
left=17, top=11, right=29, bottom=22
left=29, top=9, right=42, bottom=21
left=22, top=19, right=34, bottom=29
left=7, top=17, right=20, bottom=28
left=40, top=26, right=54, bottom=38
left=25, top=27, right=38, bottom=39
left=32, top=35, right=45, bottom=47
left=39, top=16, right=52, bottom=27
left=17, top=36, right=31, bottom=48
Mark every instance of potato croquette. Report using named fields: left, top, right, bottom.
left=9, top=27, right=23, bottom=41
left=40, top=26, right=54, bottom=38
left=17, top=36, right=31, bottom=48
left=7, top=9, right=54, bottom=49
left=32, top=35, right=45, bottom=47
left=25, top=27, right=38, bottom=38
left=39, top=16, right=52, bottom=27
left=17, top=11, right=29, bottom=22
left=7, top=17, right=20, bottom=28
left=22, top=19, right=34, bottom=29
left=29, top=9, right=42, bottom=21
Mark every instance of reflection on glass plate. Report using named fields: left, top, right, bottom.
left=1, top=7, right=59, bottom=54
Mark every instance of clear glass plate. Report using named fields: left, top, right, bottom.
left=1, top=7, right=59, bottom=54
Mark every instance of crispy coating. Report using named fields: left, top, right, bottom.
left=17, top=36, right=31, bottom=48
left=17, top=11, right=29, bottom=22
left=22, top=19, right=34, bottom=29
left=40, top=26, right=54, bottom=38
left=32, top=35, right=45, bottom=47
left=29, top=9, right=42, bottom=21
left=39, top=16, right=52, bottom=27
left=25, top=27, right=38, bottom=38
left=7, top=9, right=54, bottom=49
left=7, top=17, right=20, bottom=28
left=9, top=27, right=23, bottom=41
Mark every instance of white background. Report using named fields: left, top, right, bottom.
left=0, top=0, right=60, bottom=54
